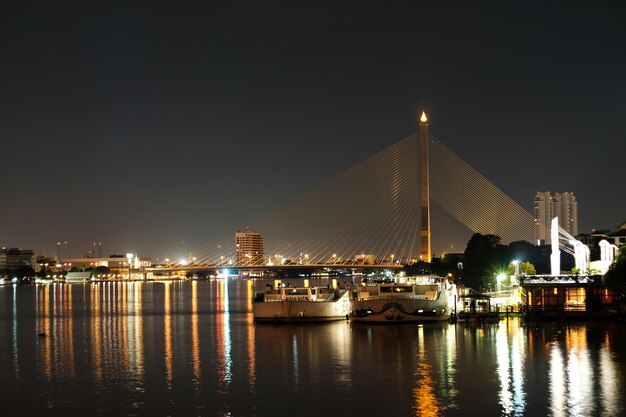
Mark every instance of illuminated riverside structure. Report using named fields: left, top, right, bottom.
left=60, top=255, right=151, bottom=279
left=235, top=230, right=264, bottom=266
left=160, top=113, right=537, bottom=275
left=419, top=111, right=431, bottom=262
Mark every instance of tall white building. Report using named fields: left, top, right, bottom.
left=534, top=192, right=553, bottom=245
left=534, top=191, right=578, bottom=245
left=553, top=192, right=578, bottom=237
left=235, top=230, right=264, bottom=266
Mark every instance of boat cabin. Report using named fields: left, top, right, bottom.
left=357, top=283, right=440, bottom=300
left=261, top=286, right=339, bottom=302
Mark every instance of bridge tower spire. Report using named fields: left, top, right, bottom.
left=419, top=110, right=431, bottom=262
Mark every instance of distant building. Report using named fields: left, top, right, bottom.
left=553, top=192, right=578, bottom=237
left=534, top=191, right=578, bottom=244
left=61, top=256, right=152, bottom=279
left=576, top=229, right=611, bottom=260
left=0, top=247, right=35, bottom=270
left=235, top=230, right=264, bottom=266
left=609, top=221, right=626, bottom=247
left=534, top=192, right=553, bottom=245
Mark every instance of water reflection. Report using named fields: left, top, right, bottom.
left=3, top=281, right=626, bottom=416
left=215, top=279, right=232, bottom=393
left=528, top=323, right=624, bottom=417
left=86, top=282, right=146, bottom=393
left=496, top=320, right=526, bottom=416
left=37, top=284, right=51, bottom=380
left=247, top=280, right=256, bottom=388
left=127, top=282, right=144, bottom=387
left=164, top=282, right=173, bottom=388
left=191, top=281, right=201, bottom=385
left=598, top=338, right=619, bottom=417
left=36, top=284, right=75, bottom=380
left=413, top=326, right=443, bottom=417
left=12, top=285, right=19, bottom=380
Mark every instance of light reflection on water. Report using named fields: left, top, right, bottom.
left=414, top=326, right=443, bottom=417
left=496, top=320, right=526, bottom=416
left=1, top=280, right=625, bottom=416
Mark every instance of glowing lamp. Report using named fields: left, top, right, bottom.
left=420, top=111, right=428, bottom=123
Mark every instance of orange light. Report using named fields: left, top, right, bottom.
left=420, top=111, right=428, bottom=123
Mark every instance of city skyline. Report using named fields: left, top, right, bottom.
left=2, top=2, right=624, bottom=259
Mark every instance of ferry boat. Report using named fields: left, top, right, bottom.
left=253, top=284, right=351, bottom=323
left=350, top=275, right=456, bottom=323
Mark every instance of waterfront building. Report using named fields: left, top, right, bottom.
left=61, top=256, right=152, bottom=270
left=0, top=247, right=35, bottom=270
left=521, top=274, right=615, bottom=319
left=60, top=256, right=152, bottom=279
left=235, top=230, right=264, bottom=266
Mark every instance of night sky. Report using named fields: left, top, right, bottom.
left=2, top=1, right=625, bottom=260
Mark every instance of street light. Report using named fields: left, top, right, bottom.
left=511, top=260, right=521, bottom=285
left=496, top=273, right=506, bottom=292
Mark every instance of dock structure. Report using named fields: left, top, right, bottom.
left=520, top=275, right=616, bottom=319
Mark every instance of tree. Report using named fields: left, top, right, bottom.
left=404, top=260, right=433, bottom=276
left=507, top=240, right=549, bottom=274
left=15, top=266, right=35, bottom=284
left=506, top=261, right=536, bottom=276
left=93, top=266, right=110, bottom=278
left=462, top=233, right=508, bottom=290
left=604, top=246, right=626, bottom=296
left=36, top=267, right=50, bottom=279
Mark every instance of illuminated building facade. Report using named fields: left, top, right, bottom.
left=534, top=192, right=552, bottom=245
left=534, top=191, right=578, bottom=245
left=235, top=230, right=264, bottom=266
left=553, top=192, right=578, bottom=237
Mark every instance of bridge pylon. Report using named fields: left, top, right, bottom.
left=419, top=110, right=431, bottom=262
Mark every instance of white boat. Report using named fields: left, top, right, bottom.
left=350, top=276, right=456, bottom=323
left=253, top=285, right=351, bottom=323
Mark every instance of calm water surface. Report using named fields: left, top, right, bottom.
left=1, top=279, right=625, bottom=417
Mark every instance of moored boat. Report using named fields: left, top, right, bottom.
left=350, top=275, right=456, bottom=323
left=253, top=285, right=351, bottom=323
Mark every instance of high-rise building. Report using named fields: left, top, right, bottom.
left=235, top=230, right=264, bottom=266
left=534, top=191, right=578, bottom=245
left=534, top=191, right=553, bottom=245
left=553, top=192, right=578, bottom=237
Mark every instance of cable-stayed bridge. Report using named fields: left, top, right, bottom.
left=152, top=118, right=535, bottom=274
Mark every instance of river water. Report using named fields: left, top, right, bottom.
left=1, top=279, right=625, bottom=417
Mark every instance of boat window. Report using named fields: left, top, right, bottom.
left=284, top=288, right=309, bottom=296
left=379, top=285, right=413, bottom=293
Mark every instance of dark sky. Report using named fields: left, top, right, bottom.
left=2, top=1, right=625, bottom=260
